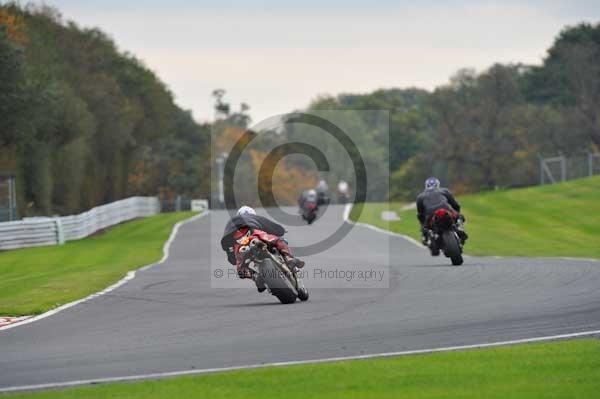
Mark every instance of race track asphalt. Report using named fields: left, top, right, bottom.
left=1, top=205, right=600, bottom=390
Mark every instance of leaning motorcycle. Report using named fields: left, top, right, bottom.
left=424, top=208, right=464, bottom=266
left=238, top=237, right=309, bottom=304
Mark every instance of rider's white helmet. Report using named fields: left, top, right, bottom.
left=316, top=180, right=328, bottom=192
left=237, top=206, right=256, bottom=216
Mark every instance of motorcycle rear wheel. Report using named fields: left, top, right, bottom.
left=442, top=230, right=463, bottom=266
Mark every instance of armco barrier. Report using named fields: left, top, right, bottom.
left=0, top=197, right=159, bottom=251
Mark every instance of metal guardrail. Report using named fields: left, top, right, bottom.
left=0, top=197, right=160, bottom=251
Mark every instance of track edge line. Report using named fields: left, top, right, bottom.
left=0, top=211, right=209, bottom=332
left=1, top=328, right=599, bottom=393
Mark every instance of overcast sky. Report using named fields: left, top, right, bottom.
left=36, top=0, right=600, bottom=123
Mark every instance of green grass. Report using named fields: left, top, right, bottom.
left=7, top=339, right=600, bottom=398
left=0, top=212, right=194, bottom=316
left=352, top=176, right=600, bottom=258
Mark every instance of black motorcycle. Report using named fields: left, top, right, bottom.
left=239, top=238, right=309, bottom=304
left=424, top=208, right=464, bottom=266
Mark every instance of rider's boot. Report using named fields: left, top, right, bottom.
left=286, top=257, right=305, bottom=270
left=456, top=216, right=468, bottom=243
left=421, top=227, right=430, bottom=246
left=276, top=239, right=305, bottom=269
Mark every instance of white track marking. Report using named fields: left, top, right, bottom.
left=552, top=256, right=599, bottom=263
left=342, top=202, right=352, bottom=221
left=1, top=328, right=599, bottom=393
left=400, top=202, right=417, bottom=210
left=344, top=203, right=424, bottom=249
left=0, top=212, right=208, bottom=332
left=0, top=316, right=31, bottom=328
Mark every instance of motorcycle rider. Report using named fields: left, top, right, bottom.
left=337, top=180, right=349, bottom=203
left=298, top=189, right=318, bottom=209
left=220, top=206, right=305, bottom=292
left=298, top=189, right=319, bottom=223
left=315, top=180, right=330, bottom=206
left=416, top=177, right=468, bottom=250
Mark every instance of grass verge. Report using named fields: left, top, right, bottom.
left=351, top=176, right=600, bottom=258
left=7, top=339, right=600, bottom=398
left=0, top=212, right=195, bottom=316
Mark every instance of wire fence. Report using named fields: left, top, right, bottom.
left=538, top=152, right=600, bottom=185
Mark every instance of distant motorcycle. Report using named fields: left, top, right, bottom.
left=301, top=200, right=319, bottom=224
left=316, top=192, right=330, bottom=206
left=424, top=208, right=464, bottom=265
left=337, top=180, right=349, bottom=204
left=238, top=237, right=309, bottom=304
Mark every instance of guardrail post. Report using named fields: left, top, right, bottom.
left=54, top=218, right=65, bottom=245
left=191, top=199, right=208, bottom=212
left=559, top=153, right=567, bottom=182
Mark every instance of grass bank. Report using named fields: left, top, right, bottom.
left=0, top=212, right=195, bottom=315
left=351, top=176, right=600, bottom=258
left=7, top=339, right=600, bottom=398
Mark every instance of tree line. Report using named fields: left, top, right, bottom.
left=0, top=3, right=210, bottom=217
left=2, top=2, right=598, bottom=214
left=305, top=22, right=600, bottom=200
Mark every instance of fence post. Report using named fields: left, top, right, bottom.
left=7, top=176, right=16, bottom=221
left=538, top=154, right=544, bottom=185
left=559, top=152, right=567, bottom=182
left=54, top=218, right=65, bottom=245
left=7, top=177, right=14, bottom=221
left=538, top=154, right=558, bottom=185
left=588, top=152, right=594, bottom=177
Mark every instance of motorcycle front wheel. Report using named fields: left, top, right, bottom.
left=261, top=258, right=298, bottom=304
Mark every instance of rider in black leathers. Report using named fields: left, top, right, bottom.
left=298, top=189, right=317, bottom=210
left=416, top=177, right=468, bottom=244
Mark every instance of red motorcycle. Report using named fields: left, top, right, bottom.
left=237, top=235, right=309, bottom=304
left=425, top=208, right=464, bottom=266
left=301, top=200, right=318, bottom=224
